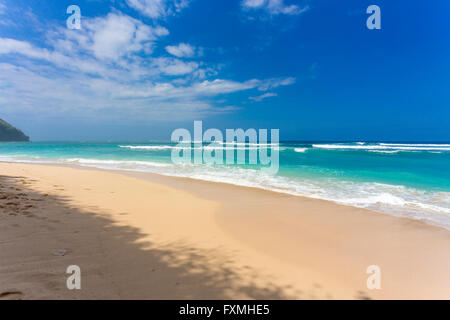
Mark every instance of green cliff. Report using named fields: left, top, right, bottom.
left=0, top=119, right=30, bottom=142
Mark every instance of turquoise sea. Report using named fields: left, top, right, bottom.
left=1, top=141, right=449, bottom=229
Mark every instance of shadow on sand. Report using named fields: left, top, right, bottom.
left=0, top=174, right=304, bottom=300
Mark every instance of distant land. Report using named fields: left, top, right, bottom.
left=0, top=119, right=30, bottom=142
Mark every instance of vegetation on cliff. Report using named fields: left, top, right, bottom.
left=0, top=119, right=30, bottom=142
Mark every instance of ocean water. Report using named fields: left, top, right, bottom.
left=1, top=141, right=449, bottom=229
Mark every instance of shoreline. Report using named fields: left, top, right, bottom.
left=1, top=159, right=448, bottom=231
left=0, top=162, right=449, bottom=299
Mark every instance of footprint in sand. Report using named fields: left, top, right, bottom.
left=356, top=290, right=371, bottom=300
left=0, top=291, right=23, bottom=299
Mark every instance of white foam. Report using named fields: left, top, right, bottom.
left=313, top=144, right=450, bottom=152
left=120, top=144, right=280, bottom=151
left=1, top=154, right=449, bottom=230
left=338, top=193, right=407, bottom=207
left=119, top=145, right=174, bottom=150
left=64, top=158, right=172, bottom=167
left=380, top=143, right=450, bottom=147
left=369, top=150, right=400, bottom=154
left=294, top=148, right=307, bottom=153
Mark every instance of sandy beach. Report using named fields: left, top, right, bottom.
left=0, top=162, right=449, bottom=300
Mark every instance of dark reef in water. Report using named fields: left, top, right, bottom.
left=0, top=119, right=30, bottom=142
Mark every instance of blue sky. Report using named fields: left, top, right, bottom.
left=0, top=0, right=448, bottom=141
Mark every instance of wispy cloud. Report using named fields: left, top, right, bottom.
left=0, top=5, right=296, bottom=123
left=153, top=57, right=198, bottom=75
left=165, top=43, right=196, bottom=58
left=249, top=92, right=277, bottom=102
left=255, top=77, right=296, bottom=91
left=126, top=0, right=190, bottom=19
left=0, top=62, right=255, bottom=121
left=242, top=0, right=309, bottom=16
left=0, top=1, right=15, bottom=26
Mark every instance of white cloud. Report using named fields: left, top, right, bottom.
left=0, top=55, right=294, bottom=121
left=0, top=63, right=245, bottom=121
left=61, top=12, right=169, bottom=61
left=87, top=78, right=264, bottom=100
left=0, top=38, right=44, bottom=56
left=91, top=14, right=155, bottom=60
left=126, top=0, right=190, bottom=19
left=255, top=77, right=296, bottom=91
left=174, top=0, right=190, bottom=12
left=126, top=0, right=165, bottom=19
left=242, top=0, right=309, bottom=16
left=0, top=37, right=125, bottom=79
left=0, top=9, right=296, bottom=123
left=249, top=92, right=277, bottom=101
left=153, top=57, right=198, bottom=75
left=165, top=43, right=195, bottom=58
left=242, top=0, right=266, bottom=8
left=192, top=79, right=257, bottom=95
